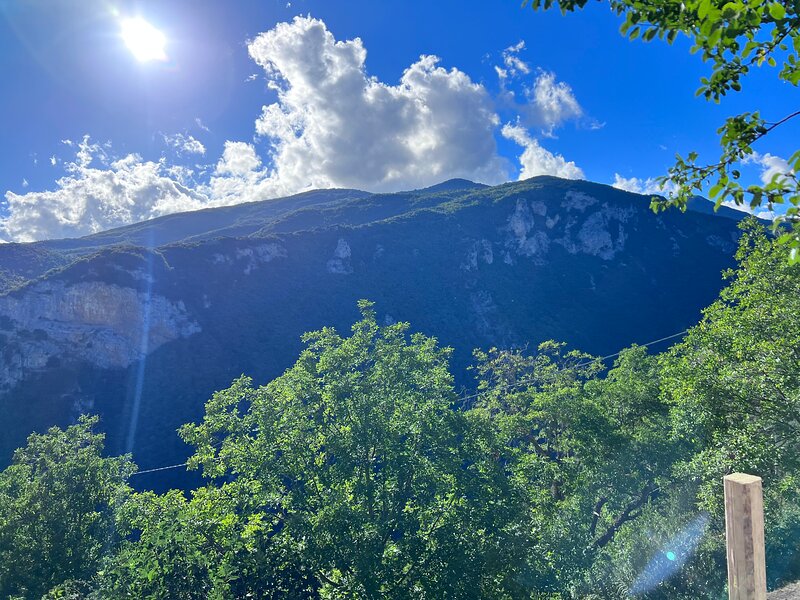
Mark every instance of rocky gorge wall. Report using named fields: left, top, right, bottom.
left=0, top=280, right=200, bottom=396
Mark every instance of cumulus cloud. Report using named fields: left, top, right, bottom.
left=716, top=152, right=792, bottom=220
left=246, top=15, right=507, bottom=193
left=612, top=173, right=677, bottom=196
left=529, top=72, right=583, bottom=136
left=496, top=42, right=585, bottom=136
left=744, top=152, right=792, bottom=185
left=718, top=199, right=757, bottom=215
left=0, top=137, right=206, bottom=242
left=502, top=123, right=583, bottom=180
left=163, top=133, right=206, bottom=156
left=612, top=172, right=772, bottom=219
left=216, top=141, right=261, bottom=176
left=2, top=18, right=515, bottom=241
left=499, top=68, right=584, bottom=135
left=2, top=17, right=598, bottom=241
left=204, top=141, right=280, bottom=205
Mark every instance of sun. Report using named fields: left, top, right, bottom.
left=120, top=18, right=167, bottom=62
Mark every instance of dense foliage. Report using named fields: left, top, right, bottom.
left=0, top=220, right=797, bottom=598
left=0, top=417, right=133, bottom=599
left=525, top=0, right=800, bottom=261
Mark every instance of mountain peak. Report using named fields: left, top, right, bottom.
left=409, top=178, right=488, bottom=194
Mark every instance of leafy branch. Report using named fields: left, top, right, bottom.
left=524, top=0, right=800, bottom=261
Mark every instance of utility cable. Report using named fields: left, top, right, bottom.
left=130, top=327, right=690, bottom=476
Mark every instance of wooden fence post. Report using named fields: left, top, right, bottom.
left=724, top=473, right=767, bottom=600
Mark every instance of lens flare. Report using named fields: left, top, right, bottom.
left=629, top=512, right=709, bottom=596
left=120, top=17, right=167, bottom=62
left=125, top=238, right=155, bottom=454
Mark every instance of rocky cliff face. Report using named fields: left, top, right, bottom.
left=0, top=177, right=749, bottom=483
left=502, top=191, right=638, bottom=263
left=0, top=280, right=199, bottom=394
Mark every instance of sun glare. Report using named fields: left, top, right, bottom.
left=120, top=18, right=167, bottom=62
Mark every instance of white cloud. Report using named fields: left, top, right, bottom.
left=495, top=42, right=584, bottom=136
left=712, top=153, right=792, bottom=220
left=612, top=172, right=772, bottom=219
left=163, top=132, right=206, bottom=156
left=194, top=117, right=210, bottom=132
left=529, top=71, right=583, bottom=136
left=754, top=207, right=776, bottom=220
left=502, top=123, right=583, bottom=180
left=612, top=173, right=677, bottom=196
left=0, top=137, right=206, bottom=242
left=204, top=141, right=279, bottom=205
left=720, top=199, right=756, bottom=215
left=744, top=152, right=792, bottom=186
left=501, top=41, right=530, bottom=78
left=215, top=141, right=261, bottom=176
left=164, top=164, right=196, bottom=186
left=2, top=18, right=599, bottom=242
left=246, top=15, right=507, bottom=194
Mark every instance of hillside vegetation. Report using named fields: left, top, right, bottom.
left=0, top=177, right=747, bottom=475
left=0, top=221, right=797, bottom=599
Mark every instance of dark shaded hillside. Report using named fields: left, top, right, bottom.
left=0, top=177, right=744, bottom=487
left=0, top=188, right=369, bottom=294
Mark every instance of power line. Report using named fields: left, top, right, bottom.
left=129, top=327, right=690, bottom=477
left=131, top=438, right=226, bottom=477
left=455, top=328, right=689, bottom=405
left=132, top=462, right=188, bottom=476
left=592, top=329, right=688, bottom=362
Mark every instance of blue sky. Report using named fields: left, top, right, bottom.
left=0, top=0, right=794, bottom=241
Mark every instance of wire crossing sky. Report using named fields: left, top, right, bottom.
left=131, top=326, right=690, bottom=477
left=0, top=0, right=793, bottom=242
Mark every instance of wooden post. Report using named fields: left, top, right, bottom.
left=724, top=473, right=767, bottom=600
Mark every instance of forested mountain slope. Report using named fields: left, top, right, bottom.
left=0, top=176, right=745, bottom=480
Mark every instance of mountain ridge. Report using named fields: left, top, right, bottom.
left=0, top=176, right=748, bottom=487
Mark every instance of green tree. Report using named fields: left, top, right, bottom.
left=661, top=219, right=800, bottom=588
left=524, top=0, right=800, bottom=261
left=169, top=301, right=529, bottom=599
left=102, top=480, right=318, bottom=599
left=472, top=342, right=681, bottom=596
left=0, top=416, right=134, bottom=599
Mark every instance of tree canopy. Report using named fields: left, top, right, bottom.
left=0, top=416, right=133, bottom=599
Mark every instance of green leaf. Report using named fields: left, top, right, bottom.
left=768, top=2, right=786, bottom=20
left=721, top=2, right=739, bottom=20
